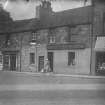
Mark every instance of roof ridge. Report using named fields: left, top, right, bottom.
left=14, top=18, right=36, bottom=22
left=54, top=5, right=92, bottom=14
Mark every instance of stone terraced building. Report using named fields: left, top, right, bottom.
left=0, top=0, right=105, bottom=75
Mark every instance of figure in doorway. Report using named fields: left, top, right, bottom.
left=44, top=59, right=51, bottom=73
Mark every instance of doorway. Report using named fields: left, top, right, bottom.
left=10, top=54, right=16, bottom=71
left=48, top=52, right=53, bottom=72
left=38, top=56, right=44, bottom=72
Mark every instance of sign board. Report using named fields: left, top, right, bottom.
left=95, top=36, right=105, bottom=51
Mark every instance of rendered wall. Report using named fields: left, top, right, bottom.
left=52, top=48, right=91, bottom=74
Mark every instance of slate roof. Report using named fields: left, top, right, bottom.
left=40, top=6, right=92, bottom=28
left=0, top=9, right=13, bottom=34
left=10, top=18, right=40, bottom=33
left=0, top=6, right=93, bottom=33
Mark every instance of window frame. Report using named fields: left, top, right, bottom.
left=49, top=35, right=56, bottom=44
left=32, top=32, right=37, bottom=41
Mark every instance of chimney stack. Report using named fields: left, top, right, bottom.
left=36, top=0, right=52, bottom=20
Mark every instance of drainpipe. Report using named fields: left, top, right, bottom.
left=20, top=35, right=23, bottom=72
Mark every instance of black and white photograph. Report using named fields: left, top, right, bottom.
left=0, top=0, right=105, bottom=105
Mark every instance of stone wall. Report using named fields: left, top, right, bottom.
left=54, top=27, right=69, bottom=44
left=21, top=45, right=47, bottom=72
left=70, top=24, right=91, bottom=48
left=49, top=25, right=91, bottom=47
left=8, top=25, right=91, bottom=73
left=37, top=29, right=49, bottom=44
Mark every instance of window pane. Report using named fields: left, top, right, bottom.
left=32, top=32, right=37, bottom=42
left=30, top=53, right=35, bottom=64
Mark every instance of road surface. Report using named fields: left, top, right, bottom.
left=0, top=90, right=105, bottom=105
left=0, top=71, right=105, bottom=105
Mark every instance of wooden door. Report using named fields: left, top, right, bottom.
left=10, top=54, right=16, bottom=71
left=38, top=56, right=44, bottom=72
left=48, top=52, right=53, bottom=72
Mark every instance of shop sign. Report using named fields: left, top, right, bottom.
left=95, top=36, right=105, bottom=50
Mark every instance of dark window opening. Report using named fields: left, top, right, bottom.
left=5, top=34, right=11, bottom=46
left=30, top=53, right=35, bottom=64
left=0, top=55, right=2, bottom=63
left=68, top=52, right=75, bottom=66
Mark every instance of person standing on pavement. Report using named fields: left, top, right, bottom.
left=44, top=59, right=51, bottom=73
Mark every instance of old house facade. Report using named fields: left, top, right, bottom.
left=0, top=0, right=105, bottom=75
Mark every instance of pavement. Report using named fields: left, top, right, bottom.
left=0, top=84, right=105, bottom=91
left=4, top=71, right=105, bottom=79
left=0, top=71, right=104, bottom=91
left=0, top=71, right=105, bottom=84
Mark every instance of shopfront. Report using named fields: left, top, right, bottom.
left=95, top=36, right=105, bottom=75
left=96, top=52, right=105, bottom=75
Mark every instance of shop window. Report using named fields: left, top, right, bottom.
left=30, top=53, right=35, bottom=64
left=68, top=52, right=75, bottom=66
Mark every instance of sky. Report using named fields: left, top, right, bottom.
left=0, top=0, right=91, bottom=20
